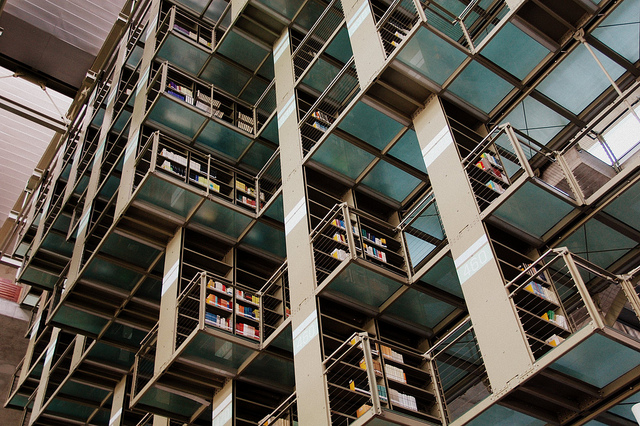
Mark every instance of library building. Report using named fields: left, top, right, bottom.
left=2, top=0, right=640, bottom=424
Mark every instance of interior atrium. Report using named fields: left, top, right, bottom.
left=2, top=0, right=640, bottom=424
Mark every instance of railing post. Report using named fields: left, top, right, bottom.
left=555, top=152, right=586, bottom=205
left=342, top=204, right=357, bottom=260
left=360, top=333, right=382, bottom=415
left=620, top=277, right=640, bottom=324
left=206, top=154, right=211, bottom=197
left=199, top=272, right=206, bottom=329
left=504, top=124, right=535, bottom=178
left=427, top=353, right=449, bottom=424
left=413, top=0, right=427, bottom=23
left=559, top=248, right=605, bottom=329
left=150, top=131, right=159, bottom=172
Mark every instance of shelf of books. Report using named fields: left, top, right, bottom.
left=372, top=0, right=418, bottom=57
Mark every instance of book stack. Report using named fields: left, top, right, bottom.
left=523, top=282, right=559, bottom=304
left=349, top=380, right=388, bottom=402
left=206, top=294, right=232, bottom=311
left=236, top=323, right=259, bottom=340
left=160, top=148, right=188, bottom=167
left=362, top=229, right=386, bottom=247
left=207, top=279, right=232, bottom=295
left=205, top=312, right=231, bottom=330
left=331, top=219, right=357, bottom=233
left=237, top=112, right=254, bottom=133
left=359, top=358, right=383, bottom=377
left=385, top=364, right=406, bottom=383
left=541, top=311, right=568, bottom=329
left=356, top=404, right=371, bottom=418
left=333, top=233, right=347, bottom=244
left=198, top=35, right=212, bottom=48
left=364, top=243, right=387, bottom=262
left=475, top=152, right=508, bottom=184
left=195, top=90, right=211, bottom=113
left=486, top=180, right=505, bottom=194
left=389, top=389, right=417, bottom=411
left=211, top=99, right=224, bottom=118
left=545, top=334, right=565, bottom=347
left=159, top=160, right=185, bottom=177
left=380, top=345, right=403, bottom=362
left=236, top=304, right=259, bottom=320
left=312, top=110, right=332, bottom=124
left=238, top=195, right=257, bottom=207
left=173, top=24, right=197, bottom=41
left=331, top=248, right=348, bottom=261
left=312, top=121, right=328, bottom=132
left=236, top=289, right=259, bottom=305
left=390, top=28, right=407, bottom=47
left=166, top=81, right=194, bottom=104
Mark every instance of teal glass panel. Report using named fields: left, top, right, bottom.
left=60, top=381, right=110, bottom=402
left=205, top=0, right=228, bottom=21
left=410, top=203, right=444, bottom=240
left=385, top=289, right=455, bottom=328
left=218, top=31, right=270, bottom=71
left=176, top=0, right=209, bottom=14
left=551, top=333, right=640, bottom=387
left=481, top=23, right=549, bottom=80
left=61, top=163, right=72, bottom=180
left=196, top=120, right=252, bottom=160
left=406, top=231, right=437, bottom=267
left=40, top=233, right=73, bottom=258
left=157, top=34, right=210, bottom=75
left=608, top=390, right=640, bottom=421
left=268, top=323, right=293, bottom=352
left=126, top=45, right=144, bottom=68
left=424, top=6, right=464, bottom=44
left=325, top=27, right=353, bottom=64
left=419, top=255, right=463, bottom=298
left=113, top=109, right=130, bottom=133
left=84, top=257, right=142, bottom=291
left=468, top=404, right=545, bottom=426
left=242, top=221, right=286, bottom=258
left=92, top=108, right=105, bottom=127
left=73, top=174, right=89, bottom=195
left=396, top=28, right=467, bottom=85
left=103, top=322, right=147, bottom=347
left=493, top=181, right=574, bottom=238
left=46, top=399, right=97, bottom=421
left=88, top=341, right=136, bottom=368
left=190, top=199, right=253, bottom=239
left=264, top=194, right=284, bottom=222
left=301, top=57, right=341, bottom=93
left=388, top=130, right=428, bottom=173
left=240, top=353, right=295, bottom=388
left=339, top=102, right=404, bottom=150
left=20, top=267, right=58, bottom=289
left=135, top=276, right=163, bottom=301
left=100, top=233, right=160, bottom=269
left=240, top=78, right=269, bottom=104
left=311, top=133, right=375, bottom=179
left=183, top=332, right=255, bottom=369
left=327, top=263, right=403, bottom=308
left=592, top=0, right=640, bottom=64
left=293, top=0, right=326, bottom=30
left=136, top=175, right=202, bottom=218
left=361, top=160, right=422, bottom=202
left=241, top=142, right=276, bottom=171
left=139, top=387, right=204, bottom=417
left=99, top=174, right=120, bottom=199
left=53, top=306, right=108, bottom=336
left=537, top=44, right=625, bottom=115
left=560, top=219, right=636, bottom=269
left=448, top=61, right=514, bottom=113
left=604, top=180, right=640, bottom=232
left=147, top=96, right=206, bottom=139
left=260, top=115, right=279, bottom=144
left=501, top=96, right=569, bottom=146
left=258, top=53, right=275, bottom=80
left=201, top=57, right=251, bottom=96
left=254, top=0, right=301, bottom=19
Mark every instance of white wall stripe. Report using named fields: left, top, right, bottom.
left=277, top=96, right=296, bottom=129
left=455, top=235, right=493, bottom=285
left=162, top=259, right=180, bottom=296
left=274, top=36, right=290, bottom=62
left=109, top=408, right=123, bottom=426
left=293, top=311, right=319, bottom=355
left=347, top=2, right=371, bottom=37
left=422, top=126, right=453, bottom=169
left=454, top=235, right=489, bottom=268
left=284, top=197, right=307, bottom=236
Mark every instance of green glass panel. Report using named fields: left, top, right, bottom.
left=126, top=45, right=143, bottom=68
left=537, top=44, right=625, bottom=115
left=260, top=115, right=279, bottom=145
left=240, top=78, right=269, bottom=104
left=135, top=276, right=162, bottom=301
left=551, top=333, right=640, bottom=387
left=604, top=180, right=640, bottom=232
left=147, top=96, right=206, bottom=139
left=218, top=31, right=270, bottom=71
left=242, top=221, right=286, bottom=258
left=419, top=255, right=463, bottom=298
left=99, top=174, right=120, bottom=199
left=560, top=218, right=636, bottom=269
left=501, top=96, right=569, bottom=146
left=258, top=54, right=275, bottom=80
left=255, top=0, right=301, bottom=19
left=88, top=341, right=136, bottom=368
left=46, top=399, right=96, bottom=420
left=481, top=23, right=549, bottom=80
left=608, top=390, right=640, bottom=421
left=301, top=57, right=341, bottom=94
left=191, top=199, right=253, bottom=239
left=100, top=233, right=160, bottom=269
left=61, top=163, right=72, bottom=180
left=592, top=0, right=640, bottom=64
left=183, top=332, right=255, bottom=369
left=410, top=203, right=444, bottom=240
left=6, top=394, right=28, bottom=409
left=196, top=120, right=252, bottom=160
left=53, top=306, right=108, bottom=336
left=396, top=28, right=467, bottom=85
left=83, top=257, right=143, bottom=291
left=325, top=27, right=353, bottom=64
left=40, top=232, right=73, bottom=257
left=339, top=102, right=404, bottom=150
left=293, top=0, right=326, bottom=30
left=136, top=175, right=202, bottom=218
left=311, top=133, right=375, bottom=179
left=241, top=142, right=276, bottom=171
left=157, top=34, right=210, bottom=75
left=73, top=174, right=89, bottom=195
left=327, top=263, right=403, bottom=308
left=361, top=160, right=422, bottom=202
left=60, top=380, right=110, bottom=402
left=175, top=0, right=209, bottom=13
left=493, top=181, right=574, bottom=238
left=264, top=194, right=284, bottom=223
left=92, top=108, right=105, bottom=127
left=406, top=233, right=436, bottom=267
left=201, top=57, right=251, bottom=96
left=20, top=267, right=58, bottom=289
left=240, top=353, right=295, bottom=388
left=385, top=289, right=455, bottom=328
left=268, top=323, right=293, bottom=352
left=448, top=61, right=514, bottom=113
left=205, top=0, right=228, bottom=21
left=468, top=404, right=545, bottom=426
left=139, top=386, right=204, bottom=417
left=388, top=130, right=428, bottom=173
left=103, top=323, right=147, bottom=347
left=113, top=110, right=131, bottom=133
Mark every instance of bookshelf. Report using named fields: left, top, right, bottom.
left=181, top=229, right=233, bottom=292
left=235, top=177, right=264, bottom=210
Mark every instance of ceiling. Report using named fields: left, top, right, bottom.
left=0, top=0, right=127, bottom=241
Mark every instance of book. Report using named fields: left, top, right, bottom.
left=331, top=248, right=347, bottom=260
left=312, top=121, right=328, bottom=132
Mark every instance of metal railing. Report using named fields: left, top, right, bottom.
left=372, top=0, right=420, bottom=56
left=155, top=6, right=214, bottom=55
left=256, top=148, right=281, bottom=215
left=132, top=324, right=158, bottom=400
left=258, top=392, right=298, bottom=426
left=507, top=248, right=640, bottom=360
left=258, top=262, right=291, bottom=342
left=311, top=203, right=409, bottom=286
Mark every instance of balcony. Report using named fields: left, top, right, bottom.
left=131, top=270, right=293, bottom=422
left=258, top=392, right=298, bottom=426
